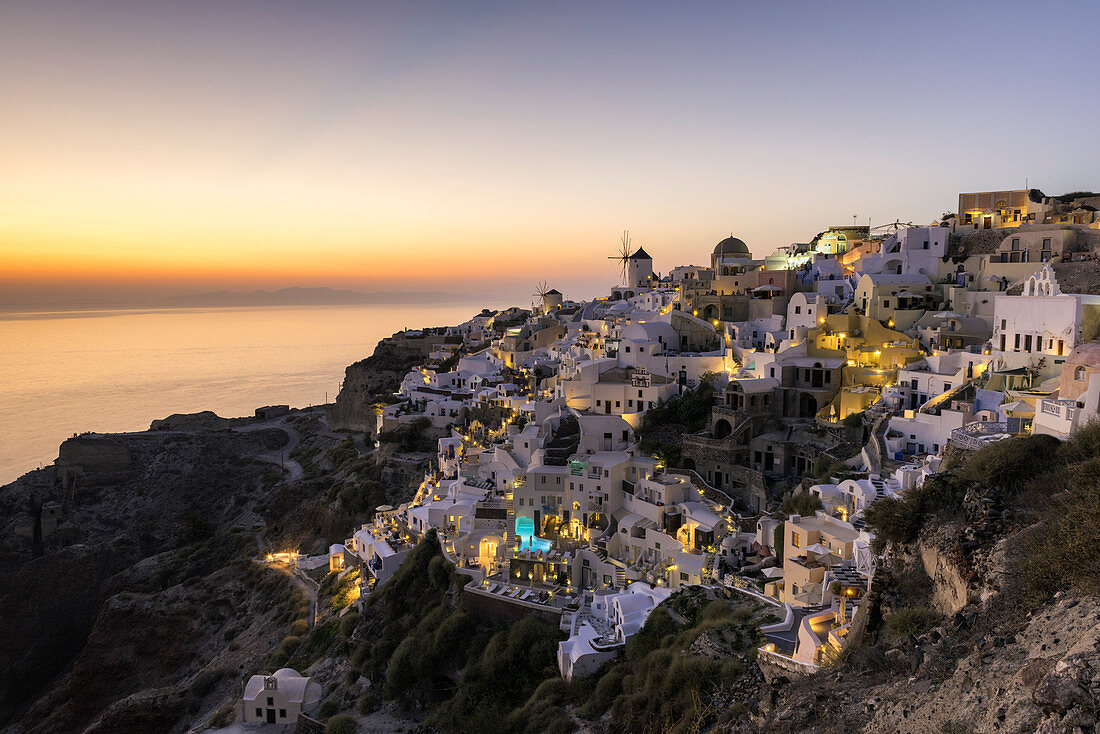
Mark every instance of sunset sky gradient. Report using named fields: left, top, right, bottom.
left=2, top=0, right=1098, bottom=305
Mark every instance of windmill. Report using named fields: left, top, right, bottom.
left=532, top=281, right=550, bottom=313
left=870, top=219, right=916, bottom=236
left=608, top=230, right=631, bottom=284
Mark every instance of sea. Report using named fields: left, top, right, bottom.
left=0, top=302, right=503, bottom=485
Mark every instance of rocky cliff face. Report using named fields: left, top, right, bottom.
left=326, top=332, right=452, bottom=432
left=0, top=426, right=294, bottom=731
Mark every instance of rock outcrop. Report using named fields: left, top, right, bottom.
left=327, top=332, right=453, bottom=432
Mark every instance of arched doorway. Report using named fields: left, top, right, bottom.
left=713, top=419, right=732, bottom=439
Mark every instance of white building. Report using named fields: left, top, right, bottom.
left=557, top=582, right=672, bottom=680
left=242, top=668, right=322, bottom=725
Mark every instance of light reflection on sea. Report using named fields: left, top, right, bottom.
left=0, top=303, right=501, bottom=484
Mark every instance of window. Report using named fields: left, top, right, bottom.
left=555, top=476, right=561, bottom=484
left=595, top=400, right=601, bottom=406
left=882, top=300, right=890, bottom=309
left=638, top=389, right=643, bottom=398
left=615, top=401, right=621, bottom=408
left=279, top=710, right=287, bottom=719
left=790, top=531, right=800, bottom=548
left=1076, top=366, right=1087, bottom=381
left=1015, top=334, right=1021, bottom=350
left=1011, top=238, right=1020, bottom=251
left=255, top=708, right=262, bottom=718
left=680, top=572, right=688, bottom=581
left=1000, top=319, right=1006, bottom=331
left=267, top=697, right=274, bottom=707
left=540, top=476, right=546, bottom=484
left=655, top=541, right=661, bottom=549
left=795, top=305, right=801, bottom=314
left=922, top=241, right=929, bottom=249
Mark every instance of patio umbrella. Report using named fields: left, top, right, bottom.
left=933, top=311, right=964, bottom=319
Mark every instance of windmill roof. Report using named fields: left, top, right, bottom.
left=546, top=288, right=562, bottom=295
left=629, top=247, right=652, bottom=260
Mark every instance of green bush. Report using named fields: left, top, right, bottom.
left=1017, top=456, right=1100, bottom=603
left=780, top=493, right=823, bottom=517
left=886, top=606, right=936, bottom=637
left=290, top=618, right=309, bottom=635
left=339, top=611, right=360, bottom=637
left=325, top=715, right=357, bottom=734
left=317, top=699, right=339, bottom=720
left=579, top=669, right=622, bottom=717
left=959, top=433, right=1061, bottom=493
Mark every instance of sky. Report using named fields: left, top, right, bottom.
left=2, top=0, right=1099, bottom=306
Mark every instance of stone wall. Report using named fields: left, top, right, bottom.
left=462, top=586, right=563, bottom=625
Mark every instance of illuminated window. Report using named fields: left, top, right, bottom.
left=791, top=531, right=801, bottom=548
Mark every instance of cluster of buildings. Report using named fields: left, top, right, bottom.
left=327, top=187, right=1100, bottom=678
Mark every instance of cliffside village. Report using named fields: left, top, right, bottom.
left=321, top=188, right=1100, bottom=684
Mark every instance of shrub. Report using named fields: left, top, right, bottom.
left=958, top=433, right=1061, bottom=493
left=290, top=619, right=309, bottom=636
left=325, top=715, right=357, bottom=734
left=317, top=700, right=339, bottom=720
left=886, top=606, right=936, bottom=637
left=579, top=669, right=622, bottom=717
left=780, top=493, right=823, bottom=517
left=1016, top=456, right=1100, bottom=603
left=190, top=668, right=223, bottom=698
left=340, top=611, right=360, bottom=637
left=842, top=411, right=864, bottom=429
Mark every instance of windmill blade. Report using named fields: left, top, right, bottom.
left=609, top=229, right=632, bottom=284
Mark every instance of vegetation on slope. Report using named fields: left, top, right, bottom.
left=638, top=378, right=716, bottom=466
left=863, top=423, right=1100, bottom=605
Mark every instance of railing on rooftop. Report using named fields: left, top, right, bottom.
left=948, top=421, right=1009, bottom=450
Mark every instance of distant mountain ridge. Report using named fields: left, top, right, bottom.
left=158, top=287, right=476, bottom=307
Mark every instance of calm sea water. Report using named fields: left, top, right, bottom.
left=0, top=303, right=498, bottom=484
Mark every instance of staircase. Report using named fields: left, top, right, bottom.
left=506, top=492, right=515, bottom=519
left=615, top=567, right=627, bottom=588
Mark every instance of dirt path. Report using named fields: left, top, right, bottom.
left=235, top=418, right=304, bottom=481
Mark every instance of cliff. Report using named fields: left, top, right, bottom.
left=326, top=330, right=456, bottom=432
left=0, top=425, right=298, bottom=731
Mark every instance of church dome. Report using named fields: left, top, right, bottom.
left=714, top=236, right=750, bottom=257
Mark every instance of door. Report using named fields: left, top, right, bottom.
left=266, top=709, right=276, bottom=724
left=604, top=401, right=611, bottom=414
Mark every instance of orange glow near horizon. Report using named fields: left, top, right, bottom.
left=3, top=1, right=1096, bottom=305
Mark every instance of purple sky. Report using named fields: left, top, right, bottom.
left=2, top=0, right=1098, bottom=304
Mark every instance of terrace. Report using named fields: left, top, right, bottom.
left=948, top=421, right=1010, bottom=450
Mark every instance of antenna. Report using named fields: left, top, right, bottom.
left=608, top=230, right=631, bottom=284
